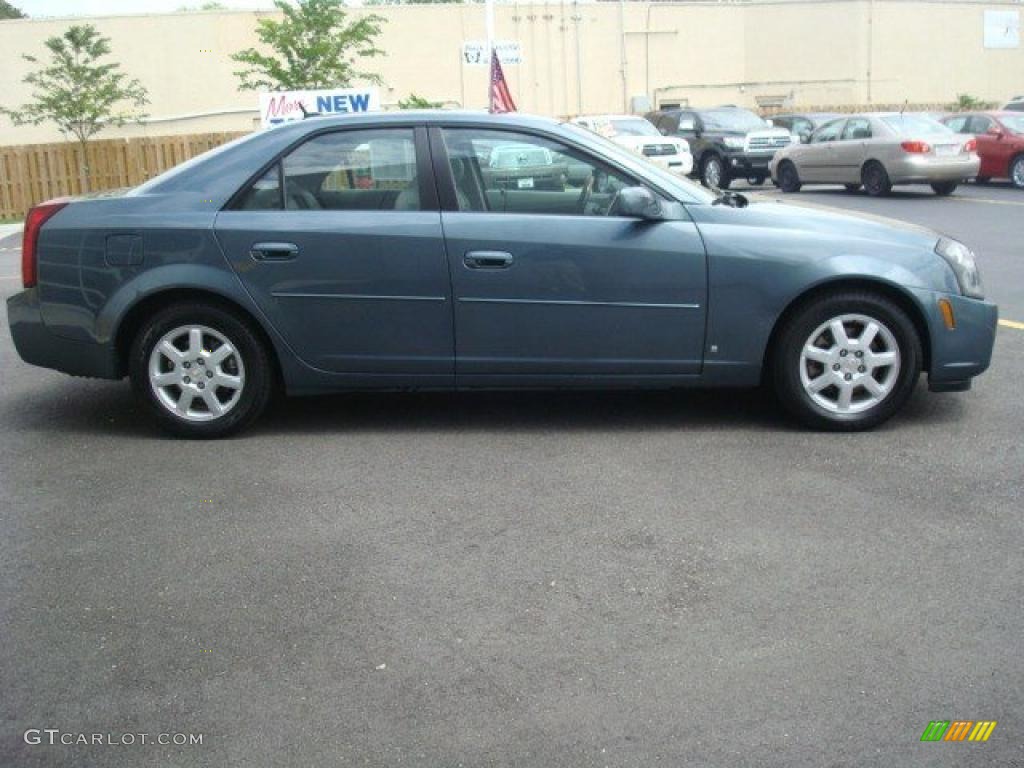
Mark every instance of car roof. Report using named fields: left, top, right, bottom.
left=575, top=114, right=646, bottom=121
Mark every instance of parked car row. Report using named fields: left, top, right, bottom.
left=573, top=102, right=1023, bottom=195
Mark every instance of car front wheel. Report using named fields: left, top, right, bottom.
left=701, top=155, right=730, bottom=189
left=777, top=161, right=802, bottom=193
left=771, top=292, right=922, bottom=431
left=931, top=181, right=958, bottom=196
left=130, top=302, right=273, bottom=438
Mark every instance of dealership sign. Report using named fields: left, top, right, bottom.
left=462, top=41, right=522, bottom=66
left=259, top=87, right=381, bottom=127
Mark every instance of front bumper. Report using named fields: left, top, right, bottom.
left=647, top=153, right=694, bottom=176
left=887, top=154, right=981, bottom=184
left=724, top=150, right=777, bottom=177
left=910, top=288, right=997, bottom=390
left=7, top=289, right=120, bottom=379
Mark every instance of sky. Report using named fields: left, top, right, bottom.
left=15, top=0, right=283, bottom=17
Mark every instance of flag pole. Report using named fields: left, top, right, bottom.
left=485, top=0, right=495, bottom=59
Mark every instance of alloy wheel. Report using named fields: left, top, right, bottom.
left=704, top=157, right=723, bottom=188
left=1011, top=157, right=1024, bottom=189
left=148, top=325, right=246, bottom=422
left=798, top=313, right=901, bottom=414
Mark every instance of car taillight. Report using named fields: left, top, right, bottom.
left=21, top=199, right=69, bottom=289
left=964, top=138, right=977, bottom=153
left=900, top=140, right=931, bottom=154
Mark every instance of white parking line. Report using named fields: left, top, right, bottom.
left=1000, top=319, right=1024, bottom=331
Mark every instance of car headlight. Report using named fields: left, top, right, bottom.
left=722, top=137, right=745, bottom=149
left=935, top=237, right=984, bottom=299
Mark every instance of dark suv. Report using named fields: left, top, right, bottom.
left=645, top=106, right=794, bottom=189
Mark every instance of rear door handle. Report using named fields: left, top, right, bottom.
left=464, top=250, right=513, bottom=269
left=250, top=242, right=299, bottom=261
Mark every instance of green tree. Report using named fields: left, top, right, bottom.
left=398, top=93, right=442, bottom=109
left=0, top=25, right=148, bottom=190
left=231, top=0, right=385, bottom=91
left=0, top=1, right=26, bottom=19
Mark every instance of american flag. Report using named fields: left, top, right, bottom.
left=488, top=49, right=517, bottom=114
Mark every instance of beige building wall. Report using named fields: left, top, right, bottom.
left=0, top=1, right=1021, bottom=146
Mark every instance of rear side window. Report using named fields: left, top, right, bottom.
left=233, top=128, right=421, bottom=212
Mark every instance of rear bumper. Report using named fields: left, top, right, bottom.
left=888, top=154, right=981, bottom=183
left=7, top=289, right=120, bottom=379
left=910, top=288, right=997, bottom=387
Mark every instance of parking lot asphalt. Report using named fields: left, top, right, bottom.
left=1, top=182, right=1022, bottom=767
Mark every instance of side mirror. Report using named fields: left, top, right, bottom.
left=799, top=131, right=812, bottom=144
left=615, top=187, right=664, bottom=220
left=987, top=126, right=1004, bottom=139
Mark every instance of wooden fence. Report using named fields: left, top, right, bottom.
left=0, top=132, right=247, bottom=220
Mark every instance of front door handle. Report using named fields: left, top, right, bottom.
left=464, top=250, right=513, bottom=269
left=251, top=242, right=299, bottom=261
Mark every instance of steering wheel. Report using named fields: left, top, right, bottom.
left=576, top=174, right=595, bottom=215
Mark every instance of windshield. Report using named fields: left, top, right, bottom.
left=561, top=122, right=714, bottom=204
left=1001, top=115, right=1024, bottom=134
left=882, top=115, right=953, bottom=136
left=608, top=118, right=660, bottom=137
left=699, top=109, right=769, bottom=132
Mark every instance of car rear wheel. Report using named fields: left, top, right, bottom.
left=747, top=175, right=766, bottom=186
left=771, top=291, right=921, bottom=431
left=931, top=181, right=958, bottom=196
left=701, top=155, right=730, bottom=189
left=1010, top=155, right=1024, bottom=189
left=777, top=161, right=802, bottom=193
left=861, top=161, right=892, bottom=197
left=130, top=303, right=273, bottom=438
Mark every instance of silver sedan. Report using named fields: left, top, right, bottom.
left=770, top=113, right=980, bottom=196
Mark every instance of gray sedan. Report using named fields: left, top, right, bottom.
left=770, top=113, right=980, bottom=196
left=7, top=112, right=997, bottom=437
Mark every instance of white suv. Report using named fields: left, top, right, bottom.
left=572, top=114, right=694, bottom=176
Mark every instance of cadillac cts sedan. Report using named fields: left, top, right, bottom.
left=771, top=113, right=980, bottom=196
left=7, top=112, right=997, bottom=437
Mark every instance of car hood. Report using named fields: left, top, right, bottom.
left=689, top=197, right=941, bottom=251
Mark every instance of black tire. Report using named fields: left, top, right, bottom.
left=931, top=181, right=958, bottom=196
left=701, top=154, right=731, bottom=189
left=771, top=291, right=922, bottom=431
left=776, top=161, right=801, bottom=193
left=1010, top=155, right=1024, bottom=190
left=861, top=161, right=892, bottom=197
left=844, top=183, right=861, bottom=193
left=975, top=176, right=990, bottom=185
left=129, top=302, right=273, bottom=438
left=747, top=175, right=766, bottom=186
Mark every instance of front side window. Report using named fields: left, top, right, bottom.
left=441, top=128, right=638, bottom=217
left=234, top=128, right=421, bottom=211
left=813, top=119, right=845, bottom=143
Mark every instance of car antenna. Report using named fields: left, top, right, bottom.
left=299, top=103, right=323, bottom=119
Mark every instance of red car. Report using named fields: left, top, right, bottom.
left=942, top=111, right=1024, bottom=188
